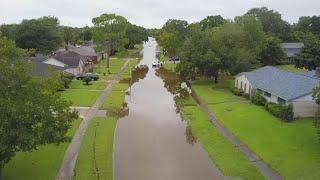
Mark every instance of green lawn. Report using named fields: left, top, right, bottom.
left=276, top=64, right=308, bottom=73
left=93, top=57, right=127, bottom=80
left=61, top=89, right=101, bottom=107
left=74, top=117, right=117, bottom=180
left=162, top=63, right=178, bottom=72
left=3, top=118, right=82, bottom=180
left=101, top=82, right=129, bottom=110
left=69, top=80, right=106, bottom=90
left=181, top=105, right=264, bottom=179
left=192, top=80, right=320, bottom=180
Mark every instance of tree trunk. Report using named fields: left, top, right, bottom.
left=214, top=73, right=219, bottom=84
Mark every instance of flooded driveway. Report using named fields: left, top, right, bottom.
left=114, top=38, right=222, bottom=180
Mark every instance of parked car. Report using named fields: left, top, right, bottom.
left=152, top=61, right=161, bottom=68
left=170, top=56, right=180, bottom=61
left=76, top=73, right=99, bottom=81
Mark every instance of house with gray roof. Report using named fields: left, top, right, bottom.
left=42, top=51, right=86, bottom=76
left=67, top=45, right=100, bottom=64
left=235, top=66, right=320, bottom=117
left=281, top=42, right=304, bottom=62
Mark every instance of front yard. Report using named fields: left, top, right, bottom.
left=3, top=119, right=82, bottom=180
left=192, top=80, right=320, bottom=180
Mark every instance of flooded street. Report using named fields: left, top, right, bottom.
left=114, top=38, right=222, bottom=180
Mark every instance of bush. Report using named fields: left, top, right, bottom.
left=230, top=87, right=244, bottom=96
left=250, top=91, right=266, bottom=106
left=83, top=76, right=92, bottom=85
left=243, top=93, right=250, bottom=99
left=265, top=102, right=294, bottom=122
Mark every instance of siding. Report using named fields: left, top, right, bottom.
left=291, top=94, right=318, bottom=118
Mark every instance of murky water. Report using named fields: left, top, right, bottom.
left=114, top=38, right=222, bottom=180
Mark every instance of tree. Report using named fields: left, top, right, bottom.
left=157, top=19, right=188, bottom=57
left=294, top=35, right=320, bottom=70
left=246, top=7, right=292, bottom=41
left=80, top=26, right=92, bottom=42
left=295, top=16, right=320, bottom=37
left=0, top=24, right=19, bottom=41
left=235, top=15, right=264, bottom=49
left=16, top=16, right=62, bottom=54
left=83, top=76, right=92, bottom=85
left=92, top=13, right=128, bottom=54
left=0, top=36, right=78, bottom=177
left=125, top=24, right=148, bottom=49
left=63, top=27, right=75, bottom=46
left=199, top=15, right=226, bottom=30
left=258, top=35, right=286, bottom=65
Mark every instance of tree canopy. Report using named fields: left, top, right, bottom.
left=126, top=24, right=148, bottom=49
left=0, top=36, right=78, bottom=173
left=15, top=16, right=62, bottom=54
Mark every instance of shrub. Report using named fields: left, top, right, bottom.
left=250, top=91, right=266, bottom=106
left=243, top=93, right=250, bottom=99
left=230, top=87, right=244, bottom=96
left=83, top=76, right=92, bottom=85
left=265, top=102, right=294, bottom=122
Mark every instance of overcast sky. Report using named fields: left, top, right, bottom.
left=0, top=0, right=319, bottom=28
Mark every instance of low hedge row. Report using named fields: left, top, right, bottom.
left=265, top=102, right=294, bottom=122
left=230, top=87, right=293, bottom=121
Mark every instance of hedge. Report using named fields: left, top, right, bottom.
left=230, top=87, right=244, bottom=96
left=265, top=102, right=294, bottom=122
left=250, top=91, right=266, bottom=106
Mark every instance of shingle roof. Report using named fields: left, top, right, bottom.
left=242, top=66, right=320, bottom=101
left=33, top=55, right=67, bottom=76
left=53, top=51, right=82, bottom=67
left=68, top=45, right=97, bottom=57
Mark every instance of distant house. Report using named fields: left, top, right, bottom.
left=281, top=42, right=304, bottom=62
left=33, top=54, right=69, bottom=76
left=67, top=45, right=100, bottom=64
left=43, top=51, right=86, bottom=76
left=235, top=66, right=320, bottom=117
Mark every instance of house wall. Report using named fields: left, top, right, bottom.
left=291, top=94, right=318, bottom=118
left=235, top=75, right=252, bottom=94
left=44, top=58, right=66, bottom=67
left=64, top=68, right=80, bottom=76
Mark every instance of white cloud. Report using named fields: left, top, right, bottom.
left=0, top=0, right=319, bottom=28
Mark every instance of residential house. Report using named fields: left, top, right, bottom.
left=43, top=51, right=85, bottom=76
left=281, top=42, right=304, bottom=62
left=67, top=45, right=100, bottom=64
left=33, top=54, right=69, bottom=76
left=235, top=66, right=320, bottom=117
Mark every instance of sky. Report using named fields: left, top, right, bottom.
left=0, top=0, right=319, bottom=28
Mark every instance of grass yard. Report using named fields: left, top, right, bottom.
left=181, top=105, right=264, bottom=179
left=93, top=57, right=127, bottom=80
left=69, top=80, right=106, bottom=90
left=101, top=82, right=129, bottom=110
left=192, top=80, right=320, bottom=180
left=276, top=64, right=308, bottom=73
left=162, top=62, right=177, bottom=72
left=74, top=117, right=117, bottom=180
left=61, top=89, right=101, bottom=107
left=3, top=118, right=82, bottom=180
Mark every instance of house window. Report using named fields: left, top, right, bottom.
left=249, top=85, right=251, bottom=94
left=244, top=83, right=247, bottom=92
left=264, top=92, right=271, bottom=97
left=241, top=82, right=243, bottom=89
left=236, top=80, right=239, bottom=87
left=278, top=97, right=286, bottom=104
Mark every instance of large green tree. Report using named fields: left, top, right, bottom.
left=258, top=35, right=286, bottom=65
left=92, top=13, right=128, bottom=55
left=16, top=16, right=62, bottom=54
left=157, top=19, right=188, bottom=57
left=125, top=24, right=148, bottom=49
left=199, top=15, right=226, bottom=30
left=0, top=36, right=78, bottom=178
left=295, top=16, right=320, bottom=37
left=246, top=7, right=292, bottom=41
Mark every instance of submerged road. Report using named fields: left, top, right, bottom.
left=114, top=38, right=223, bottom=180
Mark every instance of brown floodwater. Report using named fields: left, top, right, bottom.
left=114, top=38, right=223, bottom=180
